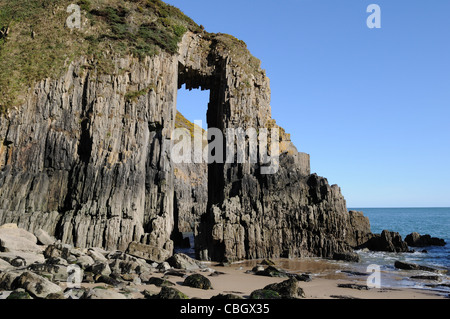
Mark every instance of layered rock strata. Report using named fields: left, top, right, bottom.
left=0, top=25, right=371, bottom=261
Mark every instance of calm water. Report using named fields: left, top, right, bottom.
left=349, top=207, right=450, bottom=293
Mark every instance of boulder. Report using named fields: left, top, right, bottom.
left=0, top=226, right=41, bottom=253
left=95, top=275, right=124, bottom=288
left=10, top=257, right=27, bottom=267
left=6, top=288, right=32, bottom=299
left=0, top=258, right=13, bottom=270
left=90, top=262, right=112, bottom=277
left=76, top=255, right=95, bottom=269
left=249, top=289, right=282, bottom=299
left=183, top=273, right=213, bottom=290
left=121, top=273, right=142, bottom=285
left=0, top=251, right=45, bottom=266
left=260, top=259, right=276, bottom=266
left=394, top=261, right=444, bottom=273
left=27, top=263, right=71, bottom=282
left=157, top=261, right=171, bottom=272
left=405, top=232, right=446, bottom=247
left=332, top=252, right=361, bottom=263
left=43, top=243, right=71, bottom=260
left=252, top=265, right=265, bottom=273
left=15, top=271, right=63, bottom=298
left=0, top=271, right=23, bottom=290
left=126, top=242, right=171, bottom=263
left=157, top=286, right=189, bottom=299
left=255, top=266, right=289, bottom=278
left=46, top=257, right=68, bottom=266
left=337, top=283, right=369, bottom=290
left=363, top=230, right=410, bottom=252
left=167, top=253, right=204, bottom=271
left=410, top=275, right=441, bottom=281
left=290, top=273, right=312, bottom=282
left=263, top=278, right=305, bottom=299
left=87, top=248, right=109, bottom=263
left=84, top=288, right=127, bottom=299
left=34, top=229, right=56, bottom=246
left=139, top=271, right=153, bottom=283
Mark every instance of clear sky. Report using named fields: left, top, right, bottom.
left=168, top=0, right=450, bottom=208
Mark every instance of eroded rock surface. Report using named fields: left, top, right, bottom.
left=0, top=12, right=371, bottom=261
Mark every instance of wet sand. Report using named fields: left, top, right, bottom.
left=83, top=257, right=447, bottom=299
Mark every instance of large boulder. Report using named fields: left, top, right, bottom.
left=263, top=278, right=305, bottom=299
left=126, top=242, right=171, bottom=263
left=34, top=229, right=56, bottom=246
left=43, top=243, right=71, bottom=260
left=0, top=225, right=41, bottom=253
left=254, top=266, right=289, bottom=278
left=14, top=271, right=63, bottom=298
left=27, top=263, right=76, bottom=282
left=167, top=253, right=204, bottom=271
left=363, top=230, right=410, bottom=252
left=157, top=286, right=189, bottom=299
left=0, top=251, right=45, bottom=266
left=183, top=273, right=213, bottom=290
left=405, top=232, right=446, bottom=247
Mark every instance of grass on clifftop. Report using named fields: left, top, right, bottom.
left=0, top=0, right=201, bottom=114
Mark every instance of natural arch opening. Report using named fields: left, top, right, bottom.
left=171, top=83, right=209, bottom=257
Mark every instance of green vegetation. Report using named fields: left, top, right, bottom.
left=0, top=0, right=262, bottom=117
left=175, top=110, right=205, bottom=139
left=212, top=33, right=261, bottom=75
left=0, top=0, right=201, bottom=114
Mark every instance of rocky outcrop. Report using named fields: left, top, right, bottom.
left=0, top=1, right=372, bottom=262
left=346, top=211, right=372, bottom=248
left=394, top=261, right=445, bottom=273
left=405, top=232, right=446, bottom=247
left=361, top=230, right=410, bottom=253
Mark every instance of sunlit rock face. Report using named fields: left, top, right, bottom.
left=0, top=28, right=369, bottom=261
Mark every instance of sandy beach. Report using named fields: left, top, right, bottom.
left=64, top=257, right=447, bottom=300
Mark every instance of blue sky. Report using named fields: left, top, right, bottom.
left=168, top=0, right=450, bottom=208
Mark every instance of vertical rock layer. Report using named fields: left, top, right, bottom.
left=0, top=29, right=371, bottom=261
left=0, top=53, right=178, bottom=252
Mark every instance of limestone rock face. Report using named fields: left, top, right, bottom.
left=0, top=28, right=371, bottom=262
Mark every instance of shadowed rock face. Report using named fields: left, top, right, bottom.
left=0, top=29, right=371, bottom=261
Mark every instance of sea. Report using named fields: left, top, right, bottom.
left=348, top=207, right=450, bottom=294
left=176, top=207, right=450, bottom=295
